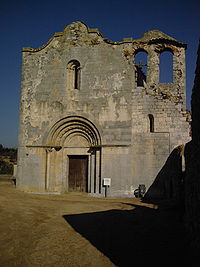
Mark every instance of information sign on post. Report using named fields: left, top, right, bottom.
left=103, top=178, right=111, bottom=197
left=103, top=178, right=111, bottom=186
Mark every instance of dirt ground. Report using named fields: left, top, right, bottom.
left=0, top=176, right=192, bottom=267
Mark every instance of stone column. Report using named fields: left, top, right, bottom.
left=90, top=152, right=95, bottom=193
left=98, top=149, right=102, bottom=194
left=45, top=148, right=53, bottom=191
left=95, top=149, right=100, bottom=194
left=147, top=48, right=159, bottom=85
left=88, top=154, right=91, bottom=193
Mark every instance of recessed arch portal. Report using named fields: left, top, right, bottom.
left=45, top=116, right=102, bottom=194
left=46, top=116, right=101, bottom=148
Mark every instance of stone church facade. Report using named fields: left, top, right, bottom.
left=17, top=21, right=190, bottom=197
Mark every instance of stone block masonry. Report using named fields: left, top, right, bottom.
left=17, top=21, right=191, bottom=196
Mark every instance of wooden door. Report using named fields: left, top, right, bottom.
left=68, top=155, right=88, bottom=192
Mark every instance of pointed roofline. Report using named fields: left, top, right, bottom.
left=22, top=22, right=187, bottom=52
left=136, top=30, right=187, bottom=47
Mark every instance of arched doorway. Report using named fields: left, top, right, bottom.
left=45, top=116, right=102, bottom=193
left=66, top=134, right=90, bottom=192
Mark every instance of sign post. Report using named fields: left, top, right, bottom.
left=103, top=178, right=111, bottom=198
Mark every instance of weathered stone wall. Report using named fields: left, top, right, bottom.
left=17, top=22, right=191, bottom=196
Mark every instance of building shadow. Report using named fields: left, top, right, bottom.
left=62, top=144, right=198, bottom=266
left=143, top=145, right=184, bottom=207
left=63, top=203, right=189, bottom=267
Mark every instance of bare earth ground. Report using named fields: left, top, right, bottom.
left=0, top=176, right=192, bottom=267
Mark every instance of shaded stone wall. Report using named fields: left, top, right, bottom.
left=184, top=41, right=200, bottom=251
left=17, top=22, right=190, bottom=196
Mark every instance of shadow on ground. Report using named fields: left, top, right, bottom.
left=63, top=203, right=189, bottom=267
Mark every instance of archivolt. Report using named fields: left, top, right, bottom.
left=46, top=116, right=101, bottom=147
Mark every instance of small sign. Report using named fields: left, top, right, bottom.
left=103, top=178, right=111, bottom=186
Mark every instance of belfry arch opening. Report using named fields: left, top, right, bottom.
left=159, top=50, right=173, bottom=83
left=134, top=50, right=148, bottom=87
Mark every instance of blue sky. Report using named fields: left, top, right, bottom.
left=0, top=0, right=199, bottom=148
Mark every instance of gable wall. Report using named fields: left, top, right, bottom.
left=17, top=22, right=191, bottom=196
